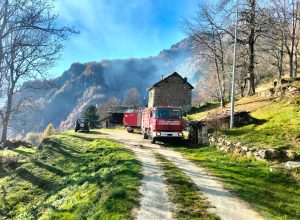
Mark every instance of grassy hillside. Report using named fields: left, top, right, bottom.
left=225, top=95, right=300, bottom=151
left=188, top=93, right=300, bottom=152
left=0, top=131, right=141, bottom=219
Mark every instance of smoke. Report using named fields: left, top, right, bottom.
left=13, top=37, right=202, bottom=135
left=51, top=0, right=196, bottom=76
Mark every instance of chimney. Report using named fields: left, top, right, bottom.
left=161, top=75, right=164, bottom=80
left=183, top=77, right=187, bottom=82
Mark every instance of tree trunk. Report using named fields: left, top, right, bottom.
left=294, top=40, right=299, bottom=76
left=241, top=85, right=245, bottom=97
left=215, top=61, right=225, bottom=108
left=220, top=96, right=225, bottom=108
left=246, top=45, right=256, bottom=95
left=289, top=52, right=294, bottom=78
left=217, top=75, right=225, bottom=108
left=246, top=0, right=256, bottom=96
left=1, top=118, right=8, bottom=143
left=1, top=82, right=14, bottom=143
left=295, top=50, right=298, bottom=76
left=246, top=72, right=255, bottom=96
left=278, top=42, right=284, bottom=79
left=289, top=0, right=297, bottom=78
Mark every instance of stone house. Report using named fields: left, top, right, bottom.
left=147, top=72, right=194, bottom=113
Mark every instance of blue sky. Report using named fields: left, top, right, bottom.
left=52, top=0, right=196, bottom=76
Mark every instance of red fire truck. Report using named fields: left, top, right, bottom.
left=123, top=110, right=142, bottom=133
left=141, top=107, right=184, bottom=143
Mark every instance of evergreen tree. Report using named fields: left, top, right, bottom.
left=83, top=105, right=100, bottom=129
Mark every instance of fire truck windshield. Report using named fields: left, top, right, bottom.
left=155, top=108, right=182, bottom=119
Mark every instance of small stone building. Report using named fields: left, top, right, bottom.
left=99, top=107, right=129, bottom=128
left=147, top=72, right=194, bottom=113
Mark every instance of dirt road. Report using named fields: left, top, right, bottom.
left=125, top=143, right=172, bottom=220
left=100, top=129, right=265, bottom=220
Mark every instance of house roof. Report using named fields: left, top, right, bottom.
left=107, top=107, right=128, bottom=113
left=147, top=72, right=194, bottom=90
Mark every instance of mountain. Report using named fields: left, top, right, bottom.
left=14, top=37, right=201, bottom=135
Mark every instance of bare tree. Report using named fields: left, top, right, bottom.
left=184, top=1, right=231, bottom=107
left=288, top=0, right=300, bottom=77
left=0, top=0, right=76, bottom=142
left=263, top=0, right=300, bottom=79
left=193, top=0, right=270, bottom=96
left=280, top=0, right=298, bottom=78
left=226, top=0, right=269, bottom=95
left=0, top=0, right=16, bottom=94
left=123, top=88, right=141, bottom=108
left=187, top=0, right=299, bottom=100
left=195, top=70, right=221, bottom=103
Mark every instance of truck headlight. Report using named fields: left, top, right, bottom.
left=179, top=133, right=183, bottom=136
left=157, top=132, right=161, bottom=136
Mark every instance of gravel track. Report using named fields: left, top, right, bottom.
left=102, top=130, right=265, bottom=220
left=109, top=135, right=172, bottom=220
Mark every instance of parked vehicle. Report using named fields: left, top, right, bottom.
left=141, top=107, right=184, bottom=143
left=75, top=119, right=89, bottom=132
left=123, top=110, right=142, bottom=133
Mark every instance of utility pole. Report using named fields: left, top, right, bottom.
left=230, top=0, right=239, bottom=129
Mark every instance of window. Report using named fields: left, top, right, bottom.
left=155, top=108, right=182, bottom=119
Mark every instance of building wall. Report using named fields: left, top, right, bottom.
left=148, top=74, right=192, bottom=113
left=148, top=89, right=155, bottom=108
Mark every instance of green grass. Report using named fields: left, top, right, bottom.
left=188, top=95, right=300, bottom=151
left=1, top=146, right=36, bottom=158
left=224, top=96, right=300, bottom=151
left=174, top=146, right=300, bottom=220
left=0, top=131, right=142, bottom=219
left=155, top=153, right=218, bottom=220
left=0, top=146, right=37, bottom=176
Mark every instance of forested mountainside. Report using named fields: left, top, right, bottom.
left=14, top=37, right=201, bottom=135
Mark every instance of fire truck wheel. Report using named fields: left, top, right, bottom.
left=149, top=130, right=156, bottom=143
left=143, top=132, right=148, bottom=139
left=150, top=137, right=156, bottom=144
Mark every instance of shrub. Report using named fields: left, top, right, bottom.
left=43, top=124, right=56, bottom=139
left=26, top=132, right=43, bottom=147
left=3, top=140, right=32, bottom=149
left=0, top=156, right=20, bottom=169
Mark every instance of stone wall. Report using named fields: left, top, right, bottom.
left=257, top=84, right=300, bottom=98
left=208, top=134, right=300, bottom=161
left=148, top=74, right=192, bottom=113
left=188, top=121, right=209, bottom=145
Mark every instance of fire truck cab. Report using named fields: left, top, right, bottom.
left=141, top=107, right=184, bottom=143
